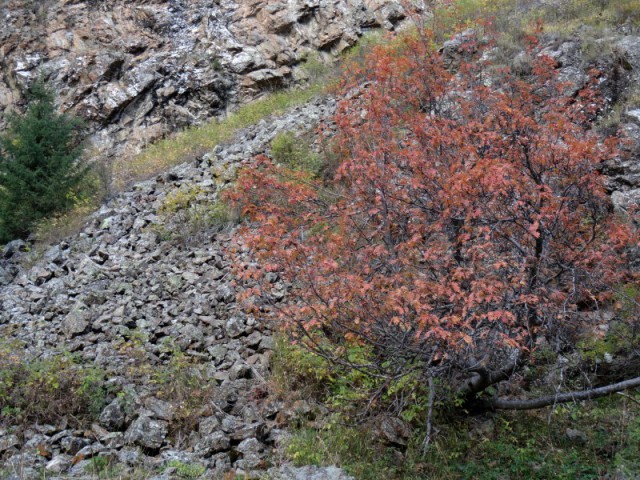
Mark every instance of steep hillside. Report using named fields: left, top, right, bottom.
left=2, top=0, right=640, bottom=479
left=0, top=96, right=340, bottom=479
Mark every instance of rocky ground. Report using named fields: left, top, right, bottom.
left=0, top=0, right=406, bottom=165
left=2, top=10, right=640, bottom=478
left=0, top=95, right=349, bottom=479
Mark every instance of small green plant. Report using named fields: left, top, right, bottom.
left=152, top=339, right=217, bottom=437
left=86, top=456, right=110, bottom=476
left=0, top=341, right=115, bottom=427
left=157, top=186, right=239, bottom=241
left=340, top=30, right=385, bottom=65
left=286, top=420, right=421, bottom=480
left=167, top=460, right=206, bottom=479
left=298, top=51, right=333, bottom=86
left=614, top=413, right=640, bottom=475
left=270, top=131, right=322, bottom=176
left=211, top=57, right=223, bottom=72
left=270, top=336, right=333, bottom=400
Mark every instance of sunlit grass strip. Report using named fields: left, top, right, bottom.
left=432, top=0, right=640, bottom=39
left=112, top=84, right=324, bottom=191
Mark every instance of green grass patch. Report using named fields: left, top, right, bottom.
left=431, top=0, right=640, bottom=63
left=154, top=185, right=240, bottom=243
left=274, top=336, right=640, bottom=479
left=270, top=131, right=323, bottom=176
left=435, top=0, right=640, bottom=34
left=166, top=460, right=206, bottom=480
left=113, top=85, right=323, bottom=191
left=287, top=421, right=424, bottom=480
left=284, top=394, right=640, bottom=479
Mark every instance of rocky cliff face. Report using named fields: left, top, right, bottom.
left=0, top=0, right=405, bottom=164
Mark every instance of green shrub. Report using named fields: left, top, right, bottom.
left=0, top=341, right=114, bottom=426
left=270, top=131, right=322, bottom=176
left=167, top=460, right=206, bottom=479
left=156, top=186, right=239, bottom=242
left=284, top=395, right=640, bottom=479
left=270, top=336, right=333, bottom=400
left=0, top=80, right=87, bottom=243
left=152, top=339, right=218, bottom=437
left=274, top=333, right=640, bottom=479
left=299, top=51, right=333, bottom=86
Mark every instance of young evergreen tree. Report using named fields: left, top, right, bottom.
left=0, top=80, right=86, bottom=243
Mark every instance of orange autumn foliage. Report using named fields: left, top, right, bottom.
left=229, top=29, right=636, bottom=394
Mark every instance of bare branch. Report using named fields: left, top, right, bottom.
left=484, top=376, right=640, bottom=410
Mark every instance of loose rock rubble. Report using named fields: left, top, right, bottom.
left=0, top=96, right=341, bottom=479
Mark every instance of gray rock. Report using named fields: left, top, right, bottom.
left=215, top=284, right=235, bottom=304
left=100, top=398, right=127, bottom=432
left=199, top=416, right=221, bottom=437
left=117, top=447, right=141, bottom=465
left=0, top=264, right=16, bottom=286
left=259, top=335, right=275, bottom=351
left=63, top=309, right=89, bottom=337
left=29, top=267, right=54, bottom=285
left=145, top=397, right=175, bottom=421
left=124, top=416, right=168, bottom=450
left=59, top=436, right=90, bottom=455
left=375, top=416, right=410, bottom=446
left=75, top=443, right=106, bottom=458
left=623, top=108, right=640, bottom=126
left=229, top=361, right=252, bottom=380
left=2, top=239, right=28, bottom=259
left=45, top=454, right=72, bottom=474
left=236, top=437, right=263, bottom=455
left=614, top=36, right=640, bottom=74
left=195, top=431, right=230, bottom=455
left=225, top=316, right=246, bottom=338
left=268, top=465, right=354, bottom=480
left=0, top=433, right=20, bottom=452
left=231, top=52, right=258, bottom=74
left=5, top=452, right=45, bottom=479
left=441, top=29, right=477, bottom=68
left=208, top=344, right=228, bottom=364
left=566, top=428, right=588, bottom=444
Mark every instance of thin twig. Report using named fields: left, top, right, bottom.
left=617, top=391, right=640, bottom=407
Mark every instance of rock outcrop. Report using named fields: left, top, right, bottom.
left=0, top=0, right=406, bottom=164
